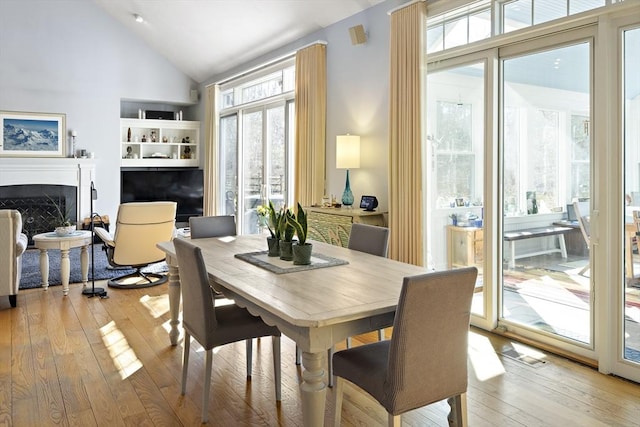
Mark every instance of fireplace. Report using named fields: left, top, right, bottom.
left=0, top=184, right=77, bottom=244
left=0, top=158, right=95, bottom=244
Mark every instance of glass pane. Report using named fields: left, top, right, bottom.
left=427, top=61, right=485, bottom=317
left=445, top=16, right=468, bottom=50
left=502, top=42, right=591, bottom=344
left=504, top=0, right=532, bottom=33
left=241, top=71, right=283, bottom=104
left=267, top=105, right=286, bottom=208
left=427, top=24, right=444, bottom=54
left=242, top=111, right=263, bottom=234
left=534, top=0, right=567, bottom=25
left=469, top=10, right=492, bottom=43
left=570, top=0, right=605, bottom=14
left=220, top=114, right=237, bottom=216
left=622, top=26, right=640, bottom=364
left=282, top=66, right=296, bottom=93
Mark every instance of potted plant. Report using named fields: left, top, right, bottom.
left=289, top=203, right=312, bottom=265
left=278, top=207, right=295, bottom=261
left=265, top=200, right=281, bottom=256
left=46, top=194, right=76, bottom=236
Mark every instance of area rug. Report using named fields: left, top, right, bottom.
left=19, top=244, right=168, bottom=289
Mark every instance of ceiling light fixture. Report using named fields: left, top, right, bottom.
left=134, top=14, right=144, bottom=23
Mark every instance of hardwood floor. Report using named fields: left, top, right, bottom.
left=2, top=282, right=639, bottom=426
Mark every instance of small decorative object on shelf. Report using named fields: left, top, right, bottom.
left=150, top=130, right=157, bottom=142
left=127, top=127, right=131, bottom=142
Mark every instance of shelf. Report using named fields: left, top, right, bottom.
left=120, top=118, right=199, bottom=167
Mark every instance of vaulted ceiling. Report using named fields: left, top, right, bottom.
left=93, top=0, right=385, bottom=83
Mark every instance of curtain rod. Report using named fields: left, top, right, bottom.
left=208, top=40, right=327, bottom=88
left=387, top=0, right=425, bottom=15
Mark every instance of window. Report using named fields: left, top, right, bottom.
left=427, top=0, right=622, bottom=53
left=218, top=58, right=295, bottom=234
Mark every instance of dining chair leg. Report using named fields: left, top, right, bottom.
left=295, top=345, right=302, bottom=365
left=327, top=347, right=334, bottom=388
left=202, top=349, right=213, bottom=424
left=447, top=393, right=468, bottom=427
left=181, top=333, right=191, bottom=395
left=378, top=328, right=385, bottom=341
left=246, top=338, right=253, bottom=378
left=272, top=336, right=281, bottom=401
left=333, top=376, right=344, bottom=426
left=388, top=413, right=401, bottom=427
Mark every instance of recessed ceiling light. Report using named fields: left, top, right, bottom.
left=134, top=14, right=144, bottom=23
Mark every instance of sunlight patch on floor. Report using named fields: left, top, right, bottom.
left=468, top=331, right=505, bottom=381
left=140, top=293, right=169, bottom=318
left=100, top=320, right=143, bottom=379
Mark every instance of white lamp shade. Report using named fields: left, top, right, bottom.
left=336, top=135, right=360, bottom=169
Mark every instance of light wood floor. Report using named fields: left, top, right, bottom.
left=2, top=281, right=639, bottom=427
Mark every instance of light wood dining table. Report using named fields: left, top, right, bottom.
left=157, top=234, right=449, bottom=427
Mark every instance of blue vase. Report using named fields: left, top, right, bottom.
left=342, top=169, right=354, bottom=206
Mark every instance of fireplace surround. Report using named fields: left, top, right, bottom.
left=0, top=158, right=95, bottom=244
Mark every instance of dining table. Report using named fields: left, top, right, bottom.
left=157, top=234, right=454, bottom=426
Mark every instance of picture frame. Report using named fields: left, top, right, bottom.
left=0, top=111, right=66, bottom=157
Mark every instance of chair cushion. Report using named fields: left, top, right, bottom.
left=206, top=304, right=280, bottom=348
left=333, top=341, right=390, bottom=403
left=16, top=233, right=28, bottom=256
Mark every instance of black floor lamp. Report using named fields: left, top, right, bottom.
left=82, top=181, right=107, bottom=298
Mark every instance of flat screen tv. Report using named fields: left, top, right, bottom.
left=121, top=168, right=203, bottom=223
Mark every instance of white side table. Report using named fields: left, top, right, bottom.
left=32, top=230, right=93, bottom=296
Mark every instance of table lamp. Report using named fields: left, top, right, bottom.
left=336, top=134, right=360, bottom=206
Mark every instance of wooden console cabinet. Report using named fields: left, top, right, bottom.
left=447, top=225, right=483, bottom=268
left=306, top=207, right=386, bottom=248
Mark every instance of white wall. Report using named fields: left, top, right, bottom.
left=199, top=0, right=409, bottom=212
left=0, top=0, right=196, bottom=222
left=1, top=0, right=408, bottom=219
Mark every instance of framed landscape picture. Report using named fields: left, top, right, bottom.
left=0, top=111, right=66, bottom=157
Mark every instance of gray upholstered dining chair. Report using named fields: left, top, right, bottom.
left=333, top=267, right=478, bottom=427
left=296, top=223, right=390, bottom=387
left=189, top=215, right=236, bottom=239
left=347, top=223, right=390, bottom=343
left=189, top=215, right=237, bottom=298
left=348, top=223, right=389, bottom=257
left=173, top=237, right=282, bottom=424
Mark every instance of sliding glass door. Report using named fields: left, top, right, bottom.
left=426, top=54, right=492, bottom=321
left=500, top=33, right=593, bottom=349
left=619, top=23, right=640, bottom=380
left=240, top=102, right=289, bottom=234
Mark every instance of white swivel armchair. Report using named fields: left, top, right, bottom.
left=0, top=210, right=29, bottom=307
left=95, top=201, right=177, bottom=289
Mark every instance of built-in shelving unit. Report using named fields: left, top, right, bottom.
left=120, top=118, right=200, bottom=167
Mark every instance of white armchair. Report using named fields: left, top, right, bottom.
left=0, top=210, right=28, bottom=307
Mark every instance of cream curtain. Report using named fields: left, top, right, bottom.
left=294, top=43, right=327, bottom=207
left=388, top=1, right=425, bottom=266
left=203, top=84, right=218, bottom=215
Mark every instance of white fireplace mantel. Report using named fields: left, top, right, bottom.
left=0, top=158, right=96, bottom=225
